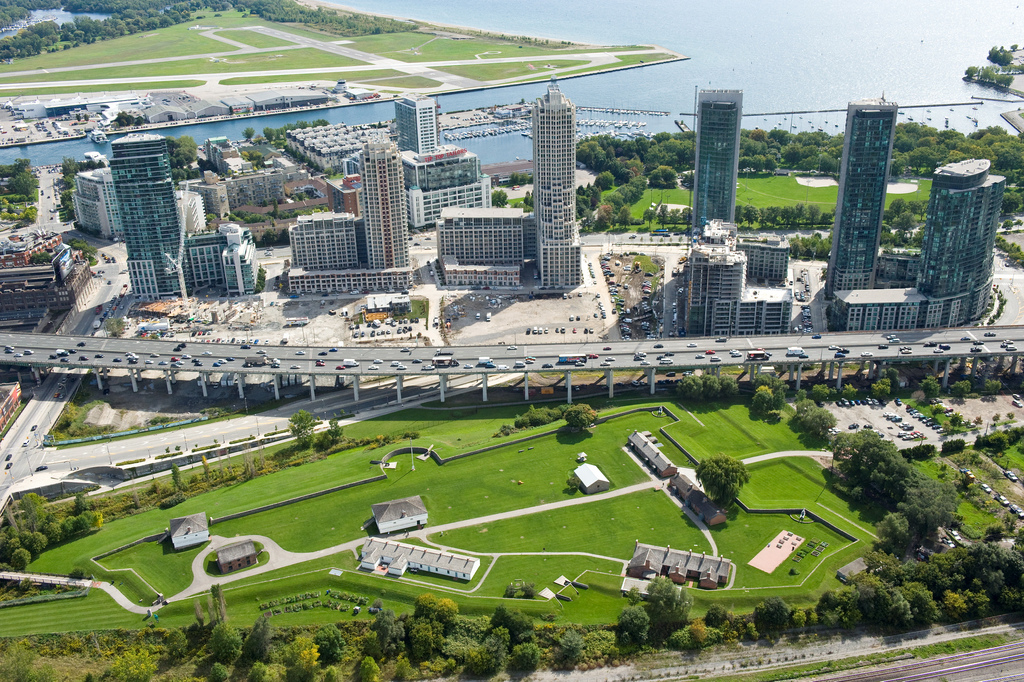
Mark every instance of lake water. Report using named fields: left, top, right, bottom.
left=3, top=0, right=1023, bottom=165
left=0, top=8, right=111, bottom=38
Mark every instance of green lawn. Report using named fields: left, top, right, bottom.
left=344, top=32, right=641, bottom=63
left=100, top=539, right=209, bottom=598
left=219, top=69, right=404, bottom=86
left=442, top=60, right=589, bottom=82
left=662, top=402, right=825, bottom=461
left=709, top=509, right=850, bottom=589
left=432, top=489, right=709, bottom=559
left=214, top=30, right=298, bottom=49
left=476, top=554, right=622, bottom=598
left=0, top=81, right=207, bottom=98
left=0, top=590, right=146, bottom=636
left=735, top=174, right=932, bottom=210
left=0, top=48, right=364, bottom=85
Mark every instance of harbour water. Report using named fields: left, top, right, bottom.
left=0, top=8, right=111, bottom=39
left=2, top=0, right=1022, bottom=165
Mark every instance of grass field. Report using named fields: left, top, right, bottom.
left=0, top=590, right=146, bottom=635
left=0, top=81, right=207, bottom=98
left=219, top=69, right=405, bottom=86
left=548, top=52, right=677, bottom=80
left=214, top=30, right=298, bottom=49
left=432, top=489, right=709, bottom=559
left=0, top=48, right=364, bottom=85
left=475, top=554, right=622, bottom=598
left=735, top=174, right=933, bottom=210
left=343, top=32, right=641, bottom=63
left=100, top=539, right=209, bottom=598
left=442, top=59, right=590, bottom=81
left=662, top=402, right=824, bottom=461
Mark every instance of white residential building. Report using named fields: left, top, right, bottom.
left=289, top=212, right=360, bottom=271
left=371, top=495, right=428, bottom=533
left=395, top=95, right=439, bottom=155
left=73, top=167, right=122, bottom=239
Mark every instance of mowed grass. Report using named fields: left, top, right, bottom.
left=0, top=23, right=233, bottom=74
left=476, top=554, right=623, bottom=598
left=220, top=69, right=405, bottom=86
left=545, top=52, right=678, bottom=79
left=0, top=590, right=145, bottom=635
left=0, top=81, right=206, bottom=98
left=735, top=174, right=933, bottom=210
left=100, top=539, right=209, bottom=598
left=433, top=489, right=710, bottom=559
left=0, top=48, right=363, bottom=84
left=442, top=59, right=589, bottom=81
left=663, top=402, right=824, bottom=461
left=710, top=509, right=850, bottom=588
left=344, top=31, right=641, bottom=63
left=214, top=29, right=298, bottom=49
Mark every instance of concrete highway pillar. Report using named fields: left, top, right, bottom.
left=199, top=372, right=207, bottom=397
left=439, top=374, right=446, bottom=403
left=1012, top=355, right=1019, bottom=374
left=836, top=363, right=844, bottom=390
left=273, top=373, right=280, bottom=400
left=523, top=372, right=529, bottom=401
left=481, top=373, right=488, bottom=402
left=164, top=370, right=173, bottom=395
left=788, top=365, right=794, bottom=382
left=95, top=370, right=103, bottom=391
left=309, top=375, right=316, bottom=401
left=237, top=374, right=244, bottom=399
left=716, top=365, right=722, bottom=377
left=32, top=367, right=40, bottom=383
left=170, top=370, right=177, bottom=384
left=942, top=359, right=951, bottom=389
left=754, top=363, right=761, bottom=376
left=352, top=374, right=359, bottom=402
left=396, top=375, right=403, bottom=404
left=795, top=364, right=802, bottom=391
left=971, top=356, right=979, bottom=379
left=566, top=371, right=573, bottom=404
left=606, top=369, right=614, bottom=398
left=828, top=362, right=835, bottom=381
left=932, top=359, right=939, bottom=373
left=130, top=369, right=138, bottom=393
left=648, top=367, right=655, bottom=395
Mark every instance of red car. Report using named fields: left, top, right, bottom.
left=705, top=349, right=716, bottom=355
left=315, top=360, right=325, bottom=367
left=603, top=346, right=612, bottom=351
left=587, top=353, right=599, bottom=359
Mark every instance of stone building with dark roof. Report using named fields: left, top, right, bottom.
left=217, top=540, right=258, bottom=574
left=670, top=474, right=728, bottom=526
left=628, top=430, right=678, bottom=478
left=626, top=541, right=731, bottom=589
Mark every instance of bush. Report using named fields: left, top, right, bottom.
left=209, top=663, right=228, bottom=682
left=942, top=439, right=967, bottom=455
left=158, top=492, right=187, bottom=509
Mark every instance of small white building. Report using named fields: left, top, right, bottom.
left=574, top=463, right=610, bottom=494
left=371, top=495, right=428, bottom=533
left=360, top=538, right=479, bottom=580
left=168, top=512, right=209, bottom=550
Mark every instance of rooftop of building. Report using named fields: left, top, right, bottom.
left=935, top=158, right=990, bottom=178
left=217, top=539, right=256, bottom=564
left=835, top=287, right=927, bottom=305
left=440, top=207, right=525, bottom=220
left=741, top=287, right=794, bottom=303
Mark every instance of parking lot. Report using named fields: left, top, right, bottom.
left=828, top=398, right=949, bottom=447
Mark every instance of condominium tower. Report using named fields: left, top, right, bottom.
left=395, top=95, right=439, bottom=155
left=692, top=89, right=742, bottom=232
left=360, top=140, right=410, bottom=271
left=532, top=79, right=581, bottom=287
left=916, top=158, right=1005, bottom=326
left=110, top=133, right=185, bottom=299
left=825, top=98, right=899, bottom=297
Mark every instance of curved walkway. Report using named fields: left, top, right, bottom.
left=744, top=449, right=833, bottom=465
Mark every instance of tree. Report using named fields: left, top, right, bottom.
left=288, top=410, right=317, bottom=448
left=509, top=642, right=541, bottom=671
left=209, top=663, right=228, bottom=682
left=170, top=464, right=183, bottom=491
left=209, top=623, right=242, bottom=664
left=644, top=576, right=692, bottom=625
left=755, top=596, right=792, bottom=632
left=752, top=385, right=777, bottom=415
left=243, top=615, right=274, bottom=662
left=920, top=375, right=941, bottom=400
left=984, top=379, right=1002, bottom=395
left=802, top=407, right=837, bottom=438
left=359, top=657, right=380, bottom=682
left=104, top=317, right=126, bottom=338
left=811, top=384, right=832, bottom=403
left=648, top=165, right=678, bottom=189
left=564, top=403, right=597, bottom=430
left=898, top=477, right=958, bottom=538
left=109, top=649, right=157, bottom=682
left=314, top=624, right=346, bottom=664
left=950, top=380, right=972, bottom=399
left=558, top=629, right=585, bottom=665
left=29, top=251, right=51, bottom=265
left=872, top=379, right=892, bottom=400
left=243, top=126, right=256, bottom=141
left=284, top=636, right=319, bottom=682
left=617, top=605, right=650, bottom=645
left=370, top=609, right=405, bottom=657
left=704, top=603, right=729, bottom=628
left=875, top=512, right=911, bottom=555
left=0, top=643, right=41, bottom=682
left=491, top=189, right=509, bottom=207
left=695, top=453, right=750, bottom=505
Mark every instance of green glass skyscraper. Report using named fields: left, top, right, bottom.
left=916, top=158, right=1005, bottom=326
left=692, top=89, right=742, bottom=233
left=110, top=133, right=185, bottom=299
left=825, top=99, right=898, bottom=297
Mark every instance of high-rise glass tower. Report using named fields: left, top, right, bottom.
left=395, top=95, right=439, bottom=155
left=693, top=89, right=742, bottom=233
left=360, top=140, right=410, bottom=270
left=825, top=99, right=898, bottom=297
left=917, top=158, right=1005, bottom=326
left=110, top=133, right=185, bottom=299
left=533, top=79, right=581, bottom=287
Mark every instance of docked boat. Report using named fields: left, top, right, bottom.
left=88, top=128, right=108, bottom=143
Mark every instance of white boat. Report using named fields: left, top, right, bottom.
left=88, top=128, right=108, bottom=143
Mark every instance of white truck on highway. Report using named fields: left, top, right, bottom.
left=786, top=347, right=804, bottom=357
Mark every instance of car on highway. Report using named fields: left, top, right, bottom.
left=34, top=465, right=47, bottom=472
left=542, top=363, right=554, bottom=368
left=861, top=351, right=873, bottom=357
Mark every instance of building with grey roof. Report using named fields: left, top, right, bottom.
left=360, top=538, right=479, bottom=580
left=168, top=512, right=209, bottom=550
left=829, top=287, right=928, bottom=331
left=371, top=495, right=428, bottom=533
left=217, top=539, right=258, bottom=573
left=670, top=474, right=727, bottom=526
left=627, top=430, right=677, bottom=478
left=626, top=541, right=732, bottom=589
left=573, top=463, right=609, bottom=494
